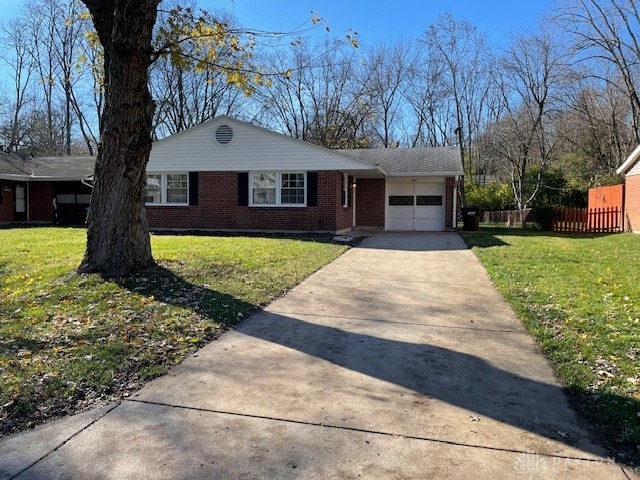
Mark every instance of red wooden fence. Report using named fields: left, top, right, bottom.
left=588, top=184, right=624, bottom=211
left=552, top=207, right=622, bottom=233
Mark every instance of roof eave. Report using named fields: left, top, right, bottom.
left=31, top=176, right=89, bottom=181
left=375, top=165, right=389, bottom=176
left=0, top=175, right=89, bottom=181
left=0, top=174, right=30, bottom=181
left=386, top=171, right=463, bottom=177
left=617, top=144, right=640, bottom=175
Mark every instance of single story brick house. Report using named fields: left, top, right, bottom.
left=617, top=144, right=640, bottom=233
left=1, top=116, right=463, bottom=232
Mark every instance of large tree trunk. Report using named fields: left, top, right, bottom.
left=79, top=0, right=159, bottom=277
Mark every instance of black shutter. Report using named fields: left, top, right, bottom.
left=307, top=171, right=318, bottom=207
left=188, top=172, right=198, bottom=206
left=238, top=172, right=249, bottom=206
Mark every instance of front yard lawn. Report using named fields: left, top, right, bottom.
left=0, top=227, right=348, bottom=436
left=461, top=228, right=640, bottom=465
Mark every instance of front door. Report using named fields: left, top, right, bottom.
left=14, top=183, right=27, bottom=222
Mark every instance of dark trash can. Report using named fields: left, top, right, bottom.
left=461, top=206, right=481, bottom=231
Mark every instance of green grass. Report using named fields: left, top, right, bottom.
left=0, top=227, right=348, bottom=435
left=461, top=227, right=640, bottom=464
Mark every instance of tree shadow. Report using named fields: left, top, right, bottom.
left=356, top=231, right=474, bottom=252
left=235, top=311, right=637, bottom=464
left=115, top=265, right=255, bottom=325
left=0, top=264, right=256, bottom=437
left=150, top=229, right=364, bottom=247
left=460, top=226, right=624, bottom=250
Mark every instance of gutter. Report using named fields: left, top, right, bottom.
left=385, top=171, right=465, bottom=177
left=0, top=174, right=91, bottom=182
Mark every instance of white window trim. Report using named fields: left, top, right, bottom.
left=145, top=172, right=189, bottom=206
left=249, top=171, right=307, bottom=207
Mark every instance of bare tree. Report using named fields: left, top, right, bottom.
left=50, top=0, right=89, bottom=155
left=557, top=80, right=635, bottom=185
left=151, top=5, right=246, bottom=137
left=151, top=57, right=244, bottom=137
left=403, top=52, right=451, bottom=148
left=0, top=17, right=36, bottom=151
left=3, top=0, right=95, bottom=155
left=303, top=39, right=371, bottom=148
left=252, top=44, right=312, bottom=139
left=25, top=0, right=60, bottom=154
left=420, top=13, right=492, bottom=179
left=560, top=0, right=640, bottom=144
left=363, top=41, right=415, bottom=147
left=487, top=29, right=569, bottom=209
left=255, top=38, right=371, bottom=148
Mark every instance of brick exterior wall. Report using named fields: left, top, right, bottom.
left=445, top=176, right=455, bottom=229
left=0, top=181, right=13, bottom=222
left=30, top=182, right=54, bottom=222
left=334, top=173, right=353, bottom=232
left=355, top=178, right=385, bottom=228
left=625, top=174, right=640, bottom=233
left=147, top=171, right=352, bottom=232
left=0, top=181, right=54, bottom=223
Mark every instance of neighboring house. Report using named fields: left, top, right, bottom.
left=617, top=144, right=640, bottom=233
left=1, top=116, right=464, bottom=232
left=0, top=152, right=94, bottom=225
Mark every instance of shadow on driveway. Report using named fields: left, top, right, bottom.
left=228, top=310, right=609, bottom=460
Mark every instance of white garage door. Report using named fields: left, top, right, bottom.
left=386, top=180, right=445, bottom=231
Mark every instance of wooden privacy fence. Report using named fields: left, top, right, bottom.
left=482, top=208, right=533, bottom=225
left=552, top=207, right=622, bottom=233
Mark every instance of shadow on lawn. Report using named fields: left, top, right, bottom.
left=460, top=227, right=622, bottom=249
left=150, top=229, right=364, bottom=247
left=115, top=265, right=255, bottom=327
left=0, top=264, right=256, bottom=437
left=569, top=387, right=640, bottom=465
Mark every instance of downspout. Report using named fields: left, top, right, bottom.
left=352, top=179, right=357, bottom=229
left=452, top=175, right=458, bottom=230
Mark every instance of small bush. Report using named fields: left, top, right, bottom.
left=532, top=205, right=557, bottom=231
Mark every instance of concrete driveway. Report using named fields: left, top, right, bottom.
left=1, top=232, right=634, bottom=479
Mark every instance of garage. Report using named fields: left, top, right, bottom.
left=386, top=178, right=445, bottom=231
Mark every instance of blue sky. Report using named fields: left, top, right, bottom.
left=1, top=0, right=555, bottom=46
left=210, top=0, right=557, bottom=46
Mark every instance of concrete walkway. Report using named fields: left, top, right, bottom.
left=1, top=232, right=635, bottom=479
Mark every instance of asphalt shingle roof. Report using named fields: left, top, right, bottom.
left=0, top=145, right=463, bottom=180
left=0, top=152, right=95, bottom=180
left=338, top=147, right=464, bottom=176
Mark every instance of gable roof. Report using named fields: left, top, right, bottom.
left=338, top=147, right=464, bottom=176
left=617, top=144, right=640, bottom=176
left=149, top=115, right=379, bottom=173
left=150, top=116, right=462, bottom=177
left=0, top=151, right=95, bottom=181
left=0, top=117, right=465, bottom=181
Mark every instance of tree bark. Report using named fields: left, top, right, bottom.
left=79, top=0, right=159, bottom=277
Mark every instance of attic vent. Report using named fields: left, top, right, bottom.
left=215, top=124, right=233, bottom=144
